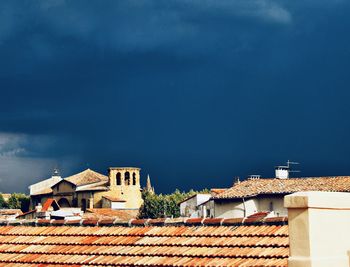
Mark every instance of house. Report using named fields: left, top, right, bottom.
left=179, top=189, right=227, bottom=218
left=209, top=173, right=350, bottom=218
left=179, top=193, right=211, bottom=218
left=29, top=167, right=143, bottom=212
left=16, top=198, right=81, bottom=220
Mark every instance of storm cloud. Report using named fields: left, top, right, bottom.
left=1, top=0, right=350, bottom=193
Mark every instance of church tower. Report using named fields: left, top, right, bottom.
left=144, top=174, right=155, bottom=194
left=106, top=167, right=143, bottom=209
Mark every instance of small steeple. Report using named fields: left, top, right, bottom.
left=52, top=166, right=60, bottom=178
left=145, top=174, right=155, bottom=194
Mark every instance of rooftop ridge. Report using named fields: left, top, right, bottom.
left=0, top=216, right=287, bottom=228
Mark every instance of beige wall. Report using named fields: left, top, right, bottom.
left=285, top=191, right=350, bottom=267
left=99, top=167, right=143, bottom=209
left=214, top=199, right=259, bottom=218
left=52, top=181, right=75, bottom=195
left=258, top=196, right=287, bottom=216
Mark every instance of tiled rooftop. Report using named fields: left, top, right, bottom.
left=65, top=168, right=108, bottom=186
left=214, top=176, right=350, bottom=199
left=84, top=208, right=139, bottom=221
left=0, top=217, right=288, bottom=266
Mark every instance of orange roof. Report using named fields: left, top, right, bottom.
left=0, top=218, right=288, bottom=266
left=213, top=176, right=350, bottom=199
left=41, top=198, right=60, bottom=212
left=84, top=208, right=138, bottom=221
left=210, top=188, right=227, bottom=195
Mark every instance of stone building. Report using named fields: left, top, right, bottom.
left=29, top=167, right=143, bottom=211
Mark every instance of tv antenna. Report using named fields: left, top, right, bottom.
left=287, top=160, right=300, bottom=174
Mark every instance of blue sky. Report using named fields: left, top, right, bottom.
left=1, top=0, right=350, bottom=193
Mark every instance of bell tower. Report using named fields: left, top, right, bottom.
left=107, top=167, right=143, bottom=209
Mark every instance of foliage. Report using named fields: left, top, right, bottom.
left=139, top=188, right=210, bottom=219
left=7, top=193, right=30, bottom=212
left=0, top=194, right=8, bottom=209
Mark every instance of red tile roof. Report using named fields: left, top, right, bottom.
left=0, top=218, right=289, bottom=266
left=213, top=176, right=350, bottom=199
left=211, top=188, right=227, bottom=195
left=41, top=198, right=60, bottom=212
left=84, top=208, right=138, bottom=221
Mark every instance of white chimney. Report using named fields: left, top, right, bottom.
left=275, top=166, right=289, bottom=179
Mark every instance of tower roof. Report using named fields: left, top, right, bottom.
left=145, top=174, right=155, bottom=193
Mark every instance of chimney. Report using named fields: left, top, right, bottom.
left=285, top=191, right=350, bottom=267
left=275, top=166, right=289, bottom=179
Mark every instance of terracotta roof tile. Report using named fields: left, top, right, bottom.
left=213, top=176, right=350, bottom=199
left=65, top=169, right=108, bottom=186
left=41, top=199, right=60, bottom=212
left=0, top=222, right=289, bottom=266
left=84, top=208, right=138, bottom=221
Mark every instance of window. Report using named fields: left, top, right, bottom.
left=125, top=172, right=130, bottom=185
left=116, top=172, right=121, bottom=185
left=132, top=172, right=136, bottom=185
left=269, top=202, right=274, bottom=211
left=57, top=184, right=60, bottom=191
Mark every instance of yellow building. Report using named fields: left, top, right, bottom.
left=29, top=167, right=143, bottom=211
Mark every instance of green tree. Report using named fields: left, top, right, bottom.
left=7, top=193, right=30, bottom=212
left=0, top=193, right=8, bottom=209
left=139, top=188, right=210, bottom=219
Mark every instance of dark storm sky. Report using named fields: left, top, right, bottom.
left=1, top=0, right=350, bottom=193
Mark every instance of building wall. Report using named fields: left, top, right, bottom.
left=258, top=196, right=287, bottom=216
left=214, top=199, right=259, bottom=218
left=94, top=167, right=143, bottom=210
left=213, top=195, right=287, bottom=218
left=180, top=194, right=211, bottom=218
left=199, top=200, right=215, bottom=218
left=180, top=197, right=198, bottom=217
left=111, top=202, right=126, bottom=209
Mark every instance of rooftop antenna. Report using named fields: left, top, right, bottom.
left=275, top=160, right=300, bottom=179
left=287, top=160, right=301, bottom=175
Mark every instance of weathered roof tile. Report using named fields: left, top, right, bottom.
left=214, top=176, right=350, bottom=199
left=0, top=222, right=289, bottom=266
